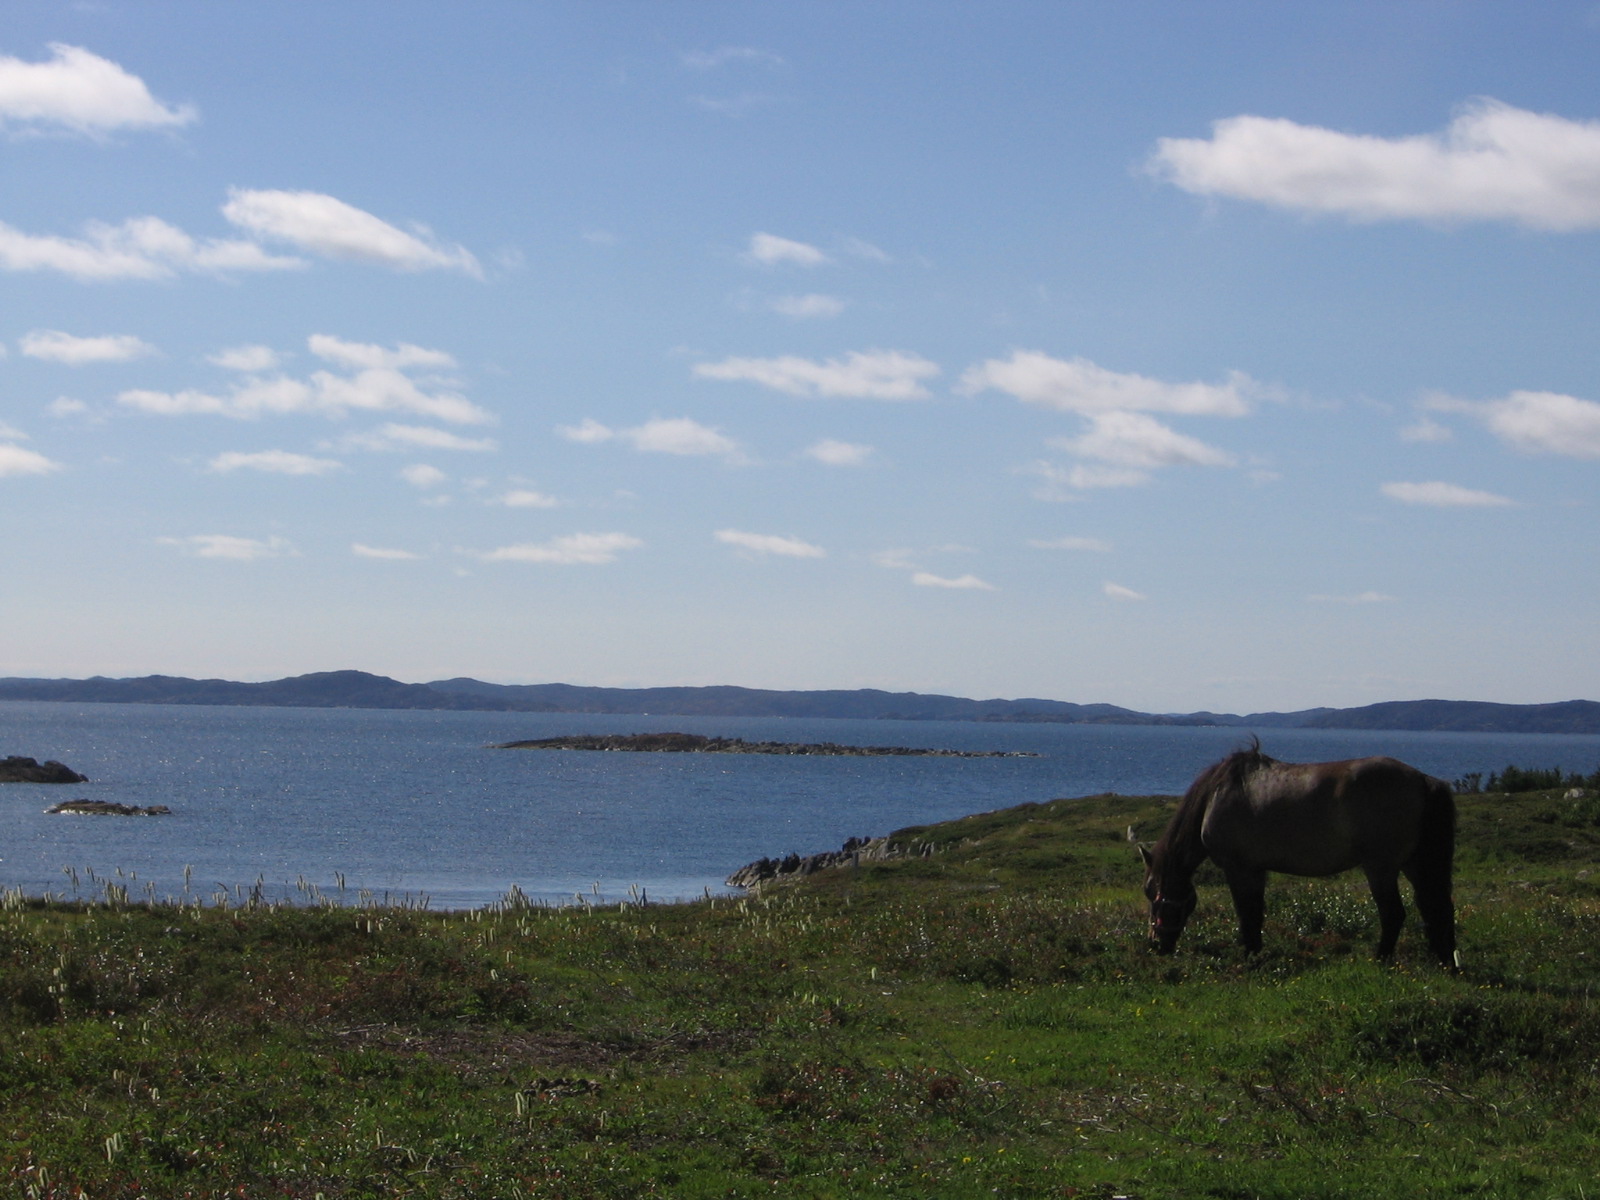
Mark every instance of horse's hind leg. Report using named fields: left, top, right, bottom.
left=1224, top=866, right=1267, bottom=954
left=1364, top=867, right=1406, bottom=960
left=1402, top=860, right=1457, bottom=968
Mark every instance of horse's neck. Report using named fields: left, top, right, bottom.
left=1164, top=837, right=1209, bottom=886
left=1163, top=788, right=1214, bottom=882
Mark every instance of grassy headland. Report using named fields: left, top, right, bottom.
left=3, top=785, right=1598, bottom=1198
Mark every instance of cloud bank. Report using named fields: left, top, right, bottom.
left=1380, top=481, right=1514, bottom=508
left=962, top=351, right=1252, bottom=416
left=1150, top=99, right=1600, bottom=230
left=696, top=349, right=938, bottom=400
left=222, top=189, right=482, bottom=276
left=20, top=329, right=155, bottom=364
left=715, top=529, right=825, bottom=558
left=0, top=44, right=195, bottom=136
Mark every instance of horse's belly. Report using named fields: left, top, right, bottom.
left=1202, top=807, right=1368, bottom=876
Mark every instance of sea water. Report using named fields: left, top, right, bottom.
left=3, top=700, right=1598, bottom=910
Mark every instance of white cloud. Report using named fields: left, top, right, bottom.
left=1149, top=99, right=1600, bottom=231
left=683, top=46, right=784, bottom=70
left=769, top=293, right=847, bottom=319
left=961, top=351, right=1252, bottom=416
left=1472, top=390, right=1600, bottom=458
left=119, top=379, right=309, bottom=418
left=119, top=350, right=490, bottom=426
left=1309, top=591, right=1395, bottom=605
left=557, top=418, right=616, bottom=444
left=353, top=543, right=421, bottom=560
left=804, top=438, right=873, bottom=466
left=479, top=532, right=643, bottom=565
left=743, top=232, right=829, bottom=267
left=311, top=367, right=488, bottom=424
left=1399, top=415, right=1453, bottom=444
left=1103, top=582, right=1147, bottom=602
left=221, top=189, right=482, bottom=276
left=689, top=93, right=783, bottom=118
left=307, top=334, right=456, bottom=371
left=158, top=534, right=295, bottom=561
left=841, top=237, right=891, bottom=263
left=208, top=344, right=280, bottom=372
left=0, top=441, right=60, bottom=477
left=1023, top=460, right=1148, bottom=496
left=1030, top=536, right=1111, bottom=552
left=715, top=529, right=825, bottom=558
left=0, top=43, right=195, bottom=136
left=400, top=464, right=448, bottom=488
left=1051, top=411, right=1236, bottom=471
left=206, top=450, right=342, bottom=476
left=19, top=329, right=155, bottom=364
left=341, top=424, right=496, bottom=453
left=911, top=571, right=995, bottom=591
left=1380, top=480, right=1514, bottom=507
left=626, top=417, right=741, bottom=458
left=46, top=397, right=88, bottom=418
left=565, top=416, right=742, bottom=459
left=0, top=215, right=303, bottom=281
left=497, top=488, right=559, bottom=508
left=695, top=349, right=939, bottom=400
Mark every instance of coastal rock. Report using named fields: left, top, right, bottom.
left=726, top=835, right=940, bottom=890
left=493, top=732, right=1034, bottom=757
left=45, top=799, right=170, bottom=816
left=1, top=755, right=88, bottom=784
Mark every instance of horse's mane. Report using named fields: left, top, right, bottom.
left=1154, top=737, right=1274, bottom=872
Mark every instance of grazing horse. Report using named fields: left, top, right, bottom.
left=1139, top=740, right=1457, bottom=966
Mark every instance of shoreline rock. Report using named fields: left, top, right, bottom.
left=493, top=731, right=1035, bottom=757
left=726, top=834, right=942, bottom=890
left=45, top=799, right=170, bottom=817
left=1, top=755, right=88, bottom=784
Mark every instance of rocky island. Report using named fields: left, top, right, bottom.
left=45, top=799, right=170, bottom=817
left=492, top=731, right=1035, bottom=757
left=1, top=755, right=88, bottom=784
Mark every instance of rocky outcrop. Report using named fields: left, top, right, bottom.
left=45, top=799, right=169, bottom=816
left=726, top=835, right=942, bottom=890
left=1, top=755, right=87, bottom=784
left=494, top=732, right=1034, bottom=757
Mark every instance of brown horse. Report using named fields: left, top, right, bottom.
left=1139, top=740, right=1457, bottom=966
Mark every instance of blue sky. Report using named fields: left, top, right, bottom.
left=2, top=2, right=1598, bottom=713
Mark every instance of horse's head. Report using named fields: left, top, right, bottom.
left=1138, top=844, right=1196, bottom=954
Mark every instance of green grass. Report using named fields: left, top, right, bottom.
left=3, top=788, right=1599, bottom=1198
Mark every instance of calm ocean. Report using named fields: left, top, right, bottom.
left=4, top=700, right=1599, bottom=910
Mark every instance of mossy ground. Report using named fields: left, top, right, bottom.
left=3, top=787, right=1598, bottom=1198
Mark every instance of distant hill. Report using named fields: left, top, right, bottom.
left=1289, top=698, right=1600, bottom=735
left=422, top=677, right=1202, bottom=724
left=0, top=670, right=500, bottom=711
left=1, top=670, right=1597, bottom=734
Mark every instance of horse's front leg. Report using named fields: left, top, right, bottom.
left=1223, top=866, right=1268, bottom=954
left=1363, top=867, right=1406, bottom=960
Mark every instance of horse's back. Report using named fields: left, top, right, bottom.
left=1202, top=754, right=1436, bottom=877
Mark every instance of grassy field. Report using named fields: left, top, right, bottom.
left=2, top=784, right=1599, bottom=1199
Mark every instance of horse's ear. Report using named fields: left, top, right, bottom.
left=1137, top=843, right=1153, bottom=867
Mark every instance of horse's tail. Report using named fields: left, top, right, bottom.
left=1411, top=775, right=1458, bottom=966
left=1417, top=776, right=1456, bottom=871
